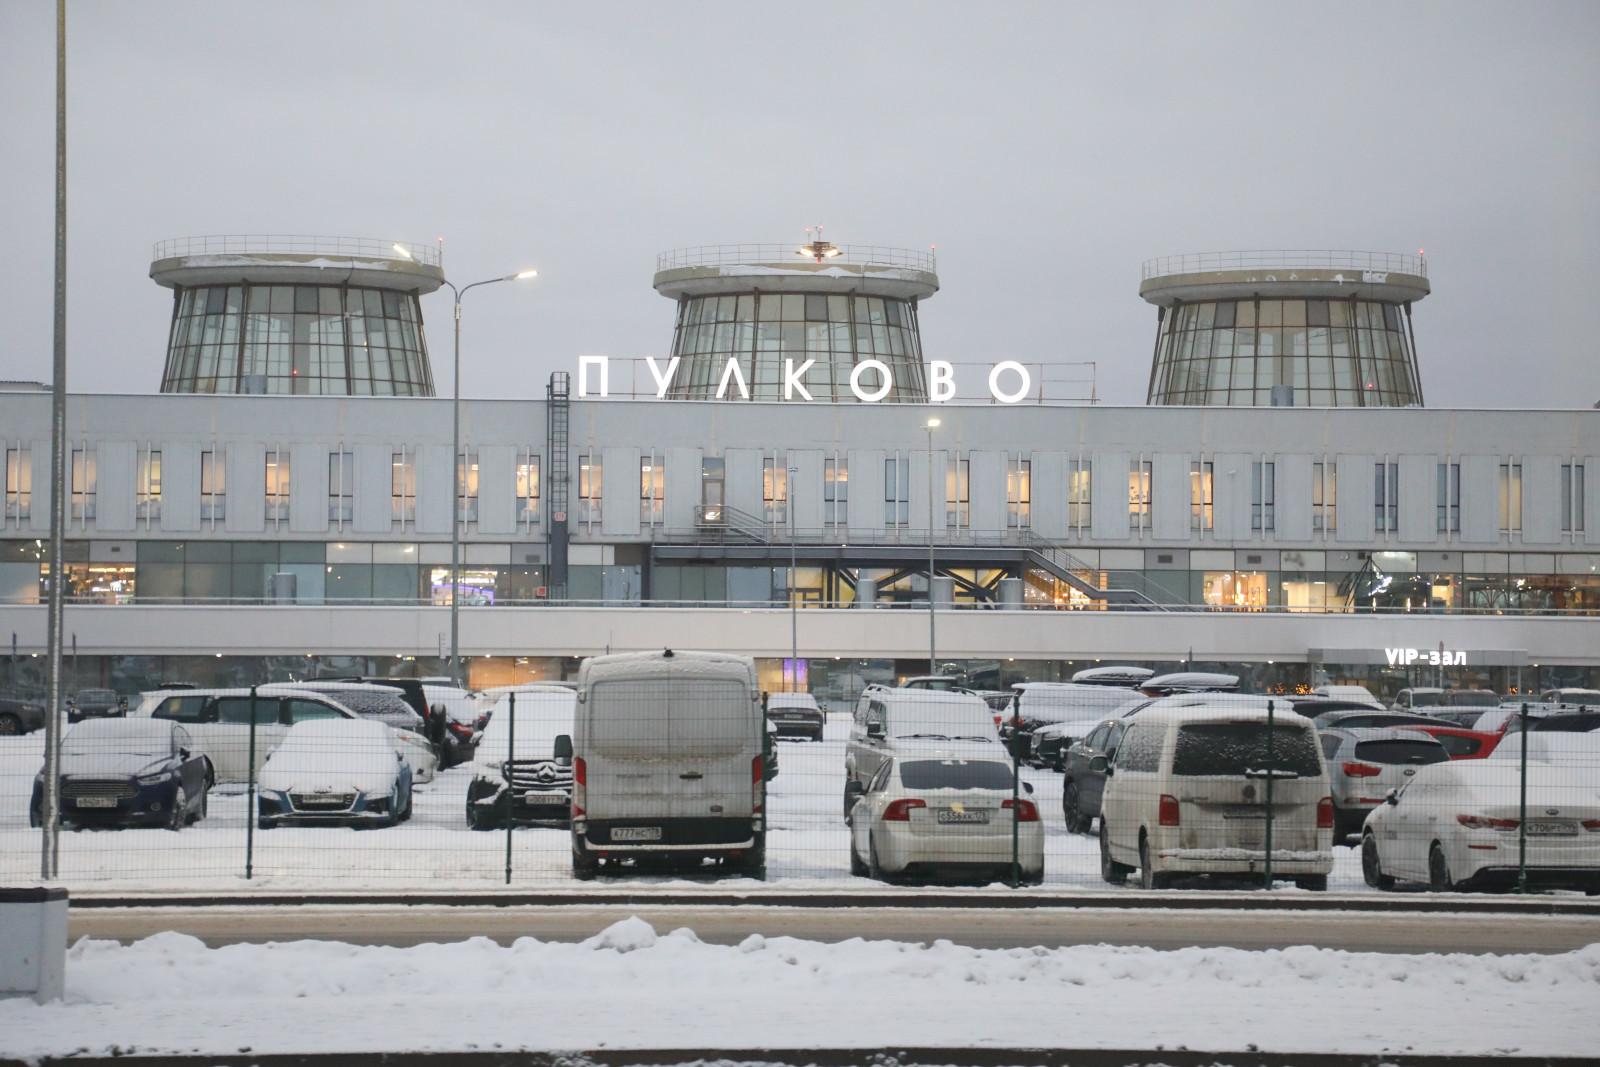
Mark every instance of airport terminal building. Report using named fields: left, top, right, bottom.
left=1, top=239, right=1596, bottom=705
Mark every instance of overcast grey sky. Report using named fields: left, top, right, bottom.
left=2, top=1, right=1597, bottom=407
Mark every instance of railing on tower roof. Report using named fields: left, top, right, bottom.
left=152, top=235, right=442, bottom=267
left=657, top=244, right=937, bottom=273
left=1141, top=250, right=1426, bottom=281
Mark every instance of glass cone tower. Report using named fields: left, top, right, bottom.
left=652, top=242, right=939, bottom=402
left=151, top=236, right=445, bottom=396
left=1141, top=251, right=1429, bottom=407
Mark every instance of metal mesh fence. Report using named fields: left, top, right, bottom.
left=3, top=680, right=1596, bottom=894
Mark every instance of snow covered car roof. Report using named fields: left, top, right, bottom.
left=579, top=649, right=758, bottom=690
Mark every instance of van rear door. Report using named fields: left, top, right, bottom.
left=588, top=675, right=756, bottom=821
left=1170, top=721, right=1326, bottom=851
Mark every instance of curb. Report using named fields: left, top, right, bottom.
left=63, top=889, right=1600, bottom=915
left=0, top=1049, right=1587, bottom=1067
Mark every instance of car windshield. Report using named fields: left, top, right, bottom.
left=1445, top=691, right=1501, bottom=707
left=899, top=759, right=1014, bottom=790
left=1172, top=723, right=1322, bottom=777
left=78, top=690, right=116, bottom=702
left=62, top=721, right=169, bottom=758
left=1352, top=739, right=1449, bottom=765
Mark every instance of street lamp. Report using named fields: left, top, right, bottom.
left=788, top=465, right=800, bottom=691
left=436, top=267, right=538, bottom=687
left=925, top=418, right=940, bottom=674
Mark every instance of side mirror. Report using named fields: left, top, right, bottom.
left=1384, top=788, right=1399, bottom=806
left=1089, top=755, right=1108, bottom=773
left=845, top=780, right=866, bottom=802
left=866, top=721, right=885, bottom=740
left=553, top=734, right=573, bottom=763
left=1023, top=781, right=1034, bottom=795
left=178, top=748, right=191, bottom=761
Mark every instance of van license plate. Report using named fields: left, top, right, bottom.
left=937, top=809, right=990, bottom=824
left=76, top=796, right=117, bottom=808
left=611, top=826, right=662, bottom=841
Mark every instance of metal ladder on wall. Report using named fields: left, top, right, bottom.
left=546, top=372, right=570, bottom=600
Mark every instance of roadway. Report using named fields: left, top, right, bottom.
left=69, top=902, right=1600, bottom=954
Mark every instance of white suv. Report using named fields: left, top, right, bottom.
left=1099, top=702, right=1334, bottom=890
left=844, top=686, right=1000, bottom=818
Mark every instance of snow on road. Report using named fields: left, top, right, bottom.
left=3, top=724, right=1381, bottom=892
left=1, top=918, right=1595, bottom=1058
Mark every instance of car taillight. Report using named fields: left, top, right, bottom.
left=1456, top=814, right=1518, bottom=830
left=1158, top=794, right=1180, bottom=827
left=1583, top=819, right=1600, bottom=832
left=1002, top=798, right=1039, bottom=822
left=882, top=798, right=927, bottom=821
left=1317, top=797, right=1334, bottom=829
left=752, top=755, right=764, bottom=815
left=448, top=720, right=474, bottom=739
left=571, top=756, right=586, bottom=817
left=1341, top=761, right=1382, bottom=778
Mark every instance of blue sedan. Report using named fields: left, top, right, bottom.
left=32, top=717, right=211, bottom=829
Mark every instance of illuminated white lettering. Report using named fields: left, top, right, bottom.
left=988, top=360, right=1031, bottom=404
left=849, top=359, right=892, bottom=403
left=577, top=355, right=609, bottom=398
left=715, top=357, right=750, bottom=400
left=784, top=358, right=815, bottom=401
left=645, top=356, right=680, bottom=399
left=928, top=360, right=956, bottom=403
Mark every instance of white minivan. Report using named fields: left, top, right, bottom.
left=845, top=687, right=1001, bottom=818
left=571, top=650, right=768, bottom=880
left=1098, top=702, right=1335, bottom=890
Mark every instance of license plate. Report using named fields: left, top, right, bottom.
left=937, top=809, right=990, bottom=824
left=75, top=796, right=117, bottom=808
left=522, top=793, right=566, bottom=804
left=611, top=826, right=662, bottom=841
left=1525, top=821, right=1578, bottom=836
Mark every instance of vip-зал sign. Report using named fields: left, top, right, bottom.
left=574, top=355, right=1038, bottom=403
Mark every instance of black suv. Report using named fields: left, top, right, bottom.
left=66, top=689, right=128, bottom=723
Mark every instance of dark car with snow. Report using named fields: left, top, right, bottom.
left=767, top=691, right=825, bottom=741
left=31, top=717, right=211, bottom=829
left=66, top=688, right=127, bottom=723
left=467, top=686, right=577, bottom=829
left=0, top=691, right=47, bottom=735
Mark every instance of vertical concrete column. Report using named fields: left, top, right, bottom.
left=0, top=886, right=67, bottom=1002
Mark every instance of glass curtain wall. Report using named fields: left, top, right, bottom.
left=1148, top=298, right=1421, bottom=407
left=666, top=292, right=928, bottom=401
left=161, top=284, right=434, bottom=396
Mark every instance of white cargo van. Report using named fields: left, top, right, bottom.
left=571, top=650, right=767, bottom=880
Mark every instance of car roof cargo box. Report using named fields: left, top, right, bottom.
left=1140, top=672, right=1240, bottom=695
left=1071, top=666, right=1155, bottom=687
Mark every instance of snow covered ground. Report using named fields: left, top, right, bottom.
left=0, top=722, right=1465, bottom=894
left=1, top=917, right=1595, bottom=1059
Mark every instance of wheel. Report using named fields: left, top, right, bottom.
left=258, top=818, right=276, bottom=830
left=1295, top=875, right=1328, bottom=891
left=166, top=788, right=188, bottom=831
left=1428, top=842, right=1454, bottom=891
left=849, top=839, right=868, bottom=877
left=1361, top=834, right=1395, bottom=890
left=1138, top=836, right=1171, bottom=890
left=1063, top=782, right=1085, bottom=834
left=843, top=780, right=861, bottom=820
left=187, top=789, right=208, bottom=825
left=466, top=804, right=496, bottom=831
left=397, top=789, right=413, bottom=823
left=572, top=842, right=599, bottom=881
left=1099, top=822, right=1131, bottom=885
left=867, top=834, right=893, bottom=884
left=0, top=714, right=20, bottom=736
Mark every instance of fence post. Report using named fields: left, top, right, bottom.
left=505, top=691, right=515, bottom=886
left=1263, top=699, right=1275, bottom=890
left=245, top=684, right=257, bottom=880
left=1518, top=701, right=1528, bottom=894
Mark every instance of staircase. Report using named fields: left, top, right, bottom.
left=1018, top=531, right=1177, bottom=610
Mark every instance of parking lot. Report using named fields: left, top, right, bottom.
left=0, top=716, right=1377, bottom=891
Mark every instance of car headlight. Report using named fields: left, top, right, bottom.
left=137, top=771, right=175, bottom=785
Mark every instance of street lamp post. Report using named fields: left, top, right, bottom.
left=925, top=418, right=940, bottom=674
left=426, top=261, right=537, bottom=687
left=788, top=465, right=799, bottom=691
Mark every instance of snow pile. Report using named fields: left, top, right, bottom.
left=0, top=920, right=1595, bottom=1058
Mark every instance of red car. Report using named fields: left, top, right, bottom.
left=1395, top=723, right=1501, bottom=759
